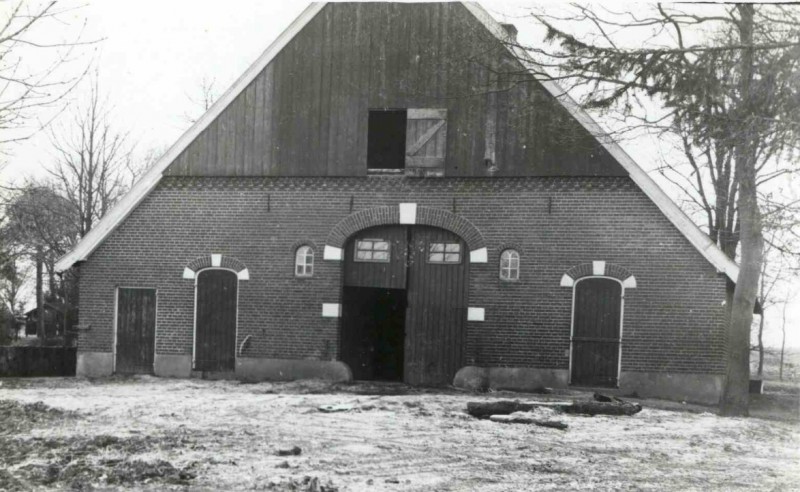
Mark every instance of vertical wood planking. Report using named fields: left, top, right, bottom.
left=162, top=3, right=627, bottom=178
left=116, top=288, right=156, bottom=374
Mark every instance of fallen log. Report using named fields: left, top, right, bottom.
left=467, top=398, right=642, bottom=418
left=466, top=401, right=571, bottom=419
left=489, top=414, right=568, bottom=430
left=562, top=400, right=642, bottom=416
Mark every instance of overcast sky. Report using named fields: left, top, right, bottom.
left=4, top=0, right=798, bottom=349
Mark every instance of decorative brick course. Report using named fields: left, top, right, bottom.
left=78, top=176, right=730, bottom=376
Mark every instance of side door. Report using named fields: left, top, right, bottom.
left=571, top=278, right=622, bottom=387
left=116, top=288, right=157, bottom=374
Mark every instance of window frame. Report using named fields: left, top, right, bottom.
left=354, top=238, right=392, bottom=263
left=427, top=242, right=462, bottom=264
left=499, top=249, right=520, bottom=281
left=294, top=245, right=314, bottom=278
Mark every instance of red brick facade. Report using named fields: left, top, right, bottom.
left=78, top=175, right=729, bottom=377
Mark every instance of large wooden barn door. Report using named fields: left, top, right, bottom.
left=116, top=288, right=156, bottom=374
left=341, top=226, right=408, bottom=381
left=405, top=226, right=469, bottom=386
left=194, top=270, right=238, bottom=372
left=571, top=278, right=622, bottom=387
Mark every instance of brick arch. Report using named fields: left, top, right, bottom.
left=182, top=254, right=250, bottom=280
left=325, top=206, right=486, bottom=251
left=560, top=261, right=636, bottom=288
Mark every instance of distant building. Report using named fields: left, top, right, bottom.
left=56, top=3, right=739, bottom=404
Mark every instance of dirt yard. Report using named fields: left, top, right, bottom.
left=1, top=377, right=798, bottom=491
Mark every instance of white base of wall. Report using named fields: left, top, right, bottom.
left=76, top=351, right=114, bottom=378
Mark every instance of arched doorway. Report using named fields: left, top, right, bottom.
left=194, top=269, right=238, bottom=372
left=340, top=225, right=469, bottom=385
left=570, top=277, right=623, bottom=387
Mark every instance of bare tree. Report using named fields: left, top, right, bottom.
left=183, top=76, right=219, bottom=125
left=47, top=76, right=135, bottom=238
left=0, top=0, right=95, bottom=147
left=506, top=3, right=800, bottom=415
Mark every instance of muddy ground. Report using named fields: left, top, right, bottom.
left=0, top=377, right=798, bottom=491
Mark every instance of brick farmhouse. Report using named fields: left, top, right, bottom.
left=55, top=2, right=739, bottom=405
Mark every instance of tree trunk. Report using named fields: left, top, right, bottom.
left=757, top=310, right=765, bottom=377
left=720, top=4, right=762, bottom=417
left=36, top=247, right=45, bottom=340
left=780, top=301, right=787, bottom=381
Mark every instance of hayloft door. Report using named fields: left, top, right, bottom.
left=571, top=278, right=622, bottom=387
left=405, top=226, right=469, bottom=386
left=116, top=288, right=156, bottom=374
left=194, top=270, right=237, bottom=372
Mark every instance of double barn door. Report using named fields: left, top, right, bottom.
left=341, top=225, right=469, bottom=386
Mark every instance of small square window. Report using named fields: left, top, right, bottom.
left=355, top=239, right=391, bottom=262
left=428, top=242, right=461, bottom=264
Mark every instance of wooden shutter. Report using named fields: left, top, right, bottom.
left=405, top=109, right=447, bottom=177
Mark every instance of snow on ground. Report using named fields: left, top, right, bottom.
left=1, top=376, right=798, bottom=491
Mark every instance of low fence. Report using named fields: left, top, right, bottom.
left=0, top=346, right=77, bottom=377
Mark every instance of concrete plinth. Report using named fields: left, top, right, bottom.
left=154, top=354, right=192, bottom=378
left=619, top=371, right=723, bottom=405
left=76, top=351, right=113, bottom=378
left=454, top=366, right=569, bottom=392
left=236, top=357, right=352, bottom=382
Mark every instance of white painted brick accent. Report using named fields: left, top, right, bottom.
left=323, top=245, right=343, bottom=261
left=593, top=261, right=606, bottom=276
left=211, top=254, right=222, bottom=267
left=560, top=274, right=574, bottom=287
left=469, top=247, right=488, bottom=263
left=399, top=203, right=417, bottom=224
left=467, top=307, right=485, bottom=321
left=237, top=269, right=250, bottom=280
left=182, top=267, right=195, bottom=280
left=322, top=303, right=342, bottom=318
left=622, top=276, right=637, bottom=289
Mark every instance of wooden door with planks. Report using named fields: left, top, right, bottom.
left=571, top=278, right=622, bottom=387
left=195, top=270, right=238, bottom=372
left=404, top=226, right=469, bottom=386
left=116, top=288, right=156, bottom=374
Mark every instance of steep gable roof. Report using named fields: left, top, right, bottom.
left=55, top=2, right=739, bottom=282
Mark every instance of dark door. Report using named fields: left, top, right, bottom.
left=195, top=270, right=237, bottom=372
left=405, top=226, right=469, bottom=386
left=340, top=287, right=406, bottom=381
left=571, top=278, right=622, bottom=387
left=116, top=288, right=156, bottom=374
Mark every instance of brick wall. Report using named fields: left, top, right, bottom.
left=78, top=176, right=729, bottom=375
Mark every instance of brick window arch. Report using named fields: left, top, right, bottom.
left=560, top=261, right=636, bottom=289
left=182, top=254, right=250, bottom=281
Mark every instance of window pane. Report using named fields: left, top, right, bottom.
left=430, top=243, right=444, bottom=253
left=430, top=252, right=444, bottom=262
left=373, top=251, right=389, bottom=261
left=501, top=258, right=510, bottom=268
left=445, top=243, right=460, bottom=252
left=356, top=250, right=370, bottom=260
left=374, top=241, right=389, bottom=251
left=444, top=253, right=460, bottom=262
